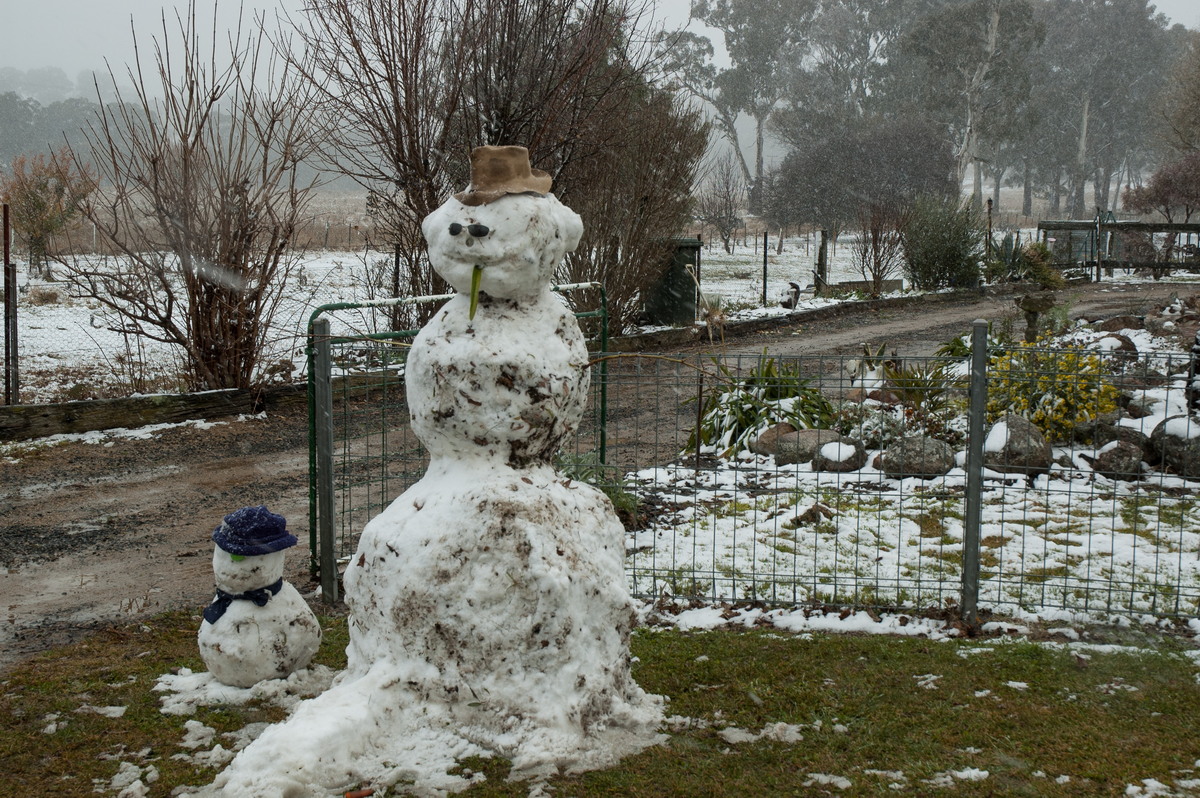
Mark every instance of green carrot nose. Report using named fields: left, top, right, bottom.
left=469, top=265, right=483, bottom=320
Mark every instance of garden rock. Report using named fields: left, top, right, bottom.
left=1123, top=396, right=1157, bottom=419
left=1095, top=315, right=1144, bottom=332
left=845, top=387, right=901, bottom=405
left=812, top=437, right=868, bottom=473
left=983, top=414, right=1052, bottom=475
left=1074, top=411, right=1151, bottom=455
left=1149, top=415, right=1200, bottom=478
left=1080, top=440, right=1145, bottom=481
left=878, top=436, right=956, bottom=479
left=775, top=429, right=843, bottom=466
left=1119, top=363, right=1170, bottom=389
left=751, top=422, right=798, bottom=456
left=1095, top=333, right=1138, bottom=362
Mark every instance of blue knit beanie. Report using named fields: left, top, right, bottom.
left=212, top=505, right=297, bottom=556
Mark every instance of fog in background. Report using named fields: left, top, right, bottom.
left=0, top=0, right=1193, bottom=80
left=0, top=0, right=1197, bottom=206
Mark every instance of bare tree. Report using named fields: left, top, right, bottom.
left=286, top=0, right=704, bottom=333
left=557, top=89, right=708, bottom=332
left=694, top=153, right=744, bottom=255
left=63, top=3, right=322, bottom=391
left=853, top=203, right=907, bottom=298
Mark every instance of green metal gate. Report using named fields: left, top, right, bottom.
left=306, top=284, right=609, bottom=601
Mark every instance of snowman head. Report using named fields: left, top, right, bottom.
left=212, top=547, right=286, bottom=593
left=210, top=506, right=294, bottom=593
left=422, top=147, right=583, bottom=304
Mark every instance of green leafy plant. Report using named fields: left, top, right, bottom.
left=556, top=449, right=642, bottom=528
left=986, top=340, right=1120, bottom=442
left=984, top=231, right=1022, bottom=283
left=883, top=359, right=960, bottom=417
left=900, top=196, right=984, bottom=290
left=1019, top=242, right=1066, bottom=290
left=689, top=353, right=834, bottom=458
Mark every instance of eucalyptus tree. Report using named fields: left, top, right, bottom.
left=1158, top=31, right=1200, bottom=153
left=0, top=93, right=36, bottom=166
left=661, top=0, right=818, bottom=213
left=893, top=0, right=1042, bottom=210
left=763, top=115, right=956, bottom=235
left=1036, top=0, right=1176, bottom=216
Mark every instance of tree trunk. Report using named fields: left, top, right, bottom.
left=1022, top=159, right=1033, bottom=217
left=972, top=160, right=984, bottom=213
left=1092, top=163, right=1113, bottom=212
left=1071, top=95, right=1091, bottom=219
left=749, top=113, right=766, bottom=215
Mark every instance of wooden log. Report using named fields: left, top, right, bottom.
left=0, top=384, right=308, bottom=442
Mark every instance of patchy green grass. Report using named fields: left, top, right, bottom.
left=4, top=612, right=1200, bottom=796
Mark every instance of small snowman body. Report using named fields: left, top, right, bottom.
left=198, top=506, right=321, bottom=688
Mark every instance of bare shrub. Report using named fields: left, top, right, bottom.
left=0, top=147, right=95, bottom=280
left=63, top=3, right=322, bottom=391
left=694, top=153, right=745, bottom=255
left=854, top=204, right=907, bottom=297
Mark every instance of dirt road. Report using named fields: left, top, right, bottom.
left=2, top=279, right=1195, bottom=672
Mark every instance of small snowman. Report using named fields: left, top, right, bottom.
left=198, top=506, right=321, bottom=688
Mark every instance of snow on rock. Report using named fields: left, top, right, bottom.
left=195, top=154, right=663, bottom=796
left=819, top=441, right=856, bottom=463
left=1164, top=415, right=1200, bottom=440
left=985, top=421, right=1010, bottom=453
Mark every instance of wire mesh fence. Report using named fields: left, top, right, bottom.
left=309, top=320, right=1200, bottom=622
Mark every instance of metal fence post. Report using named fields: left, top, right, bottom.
left=3, top=204, right=18, bottom=406
left=962, top=319, right=989, bottom=627
left=312, top=318, right=339, bottom=604
left=761, top=231, right=769, bottom=306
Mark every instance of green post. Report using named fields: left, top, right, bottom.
left=312, top=318, right=338, bottom=604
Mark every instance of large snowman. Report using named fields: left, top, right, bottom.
left=204, top=147, right=662, bottom=796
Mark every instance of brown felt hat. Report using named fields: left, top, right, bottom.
left=454, top=145, right=552, bottom=206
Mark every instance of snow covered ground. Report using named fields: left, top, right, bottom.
left=1, top=234, right=936, bottom=403
left=621, top=312, right=1200, bottom=621
left=10, top=232, right=1200, bottom=403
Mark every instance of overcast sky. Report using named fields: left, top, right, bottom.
left=1, top=0, right=1197, bottom=77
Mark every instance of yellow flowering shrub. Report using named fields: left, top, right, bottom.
left=986, top=340, right=1119, bottom=442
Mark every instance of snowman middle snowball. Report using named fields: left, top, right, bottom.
left=409, top=191, right=589, bottom=467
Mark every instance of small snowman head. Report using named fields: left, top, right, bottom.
left=422, top=145, right=583, bottom=307
left=211, top=505, right=296, bottom=594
